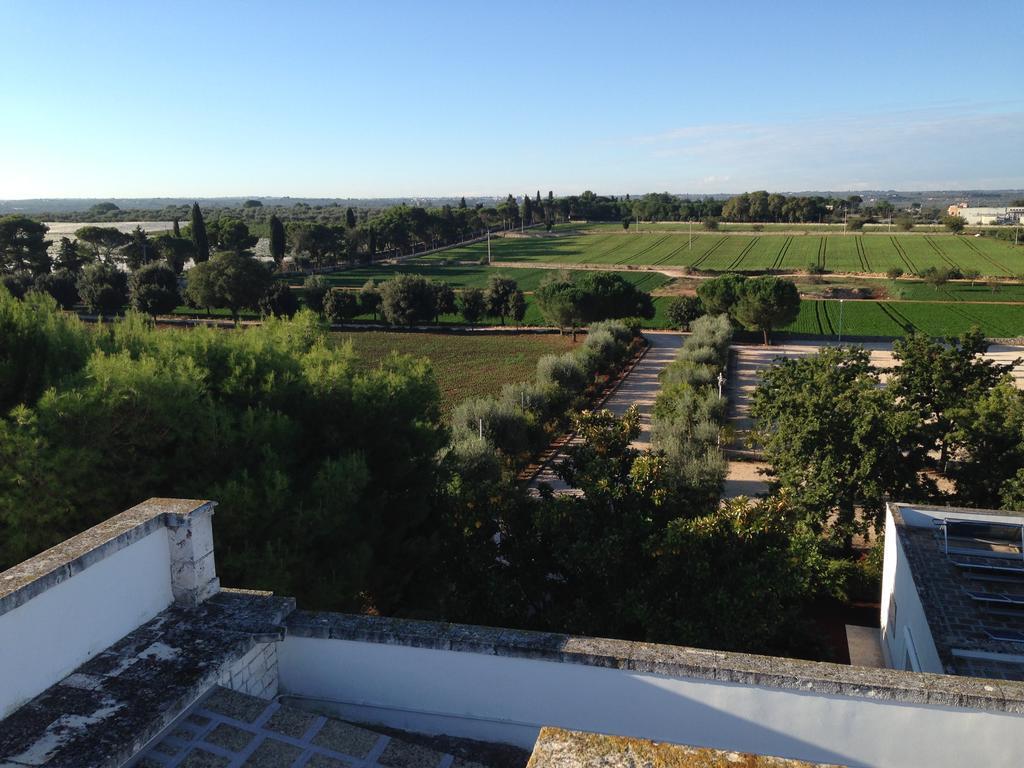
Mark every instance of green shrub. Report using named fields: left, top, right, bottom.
left=77, top=262, right=128, bottom=315
left=33, top=270, right=79, bottom=309
left=451, top=396, right=535, bottom=457
left=536, top=352, right=588, bottom=393
left=303, top=275, right=329, bottom=312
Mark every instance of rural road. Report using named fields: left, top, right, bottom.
left=530, top=332, right=683, bottom=495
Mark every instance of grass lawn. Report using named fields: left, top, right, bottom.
left=335, top=330, right=580, bottom=413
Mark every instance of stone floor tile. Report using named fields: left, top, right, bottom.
left=179, top=747, right=232, bottom=767
left=306, top=755, right=354, bottom=768
left=201, top=688, right=269, bottom=724
left=377, top=739, right=444, bottom=768
left=264, top=707, right=320, bottom=740
left=312, top=720, right=381, bottom=759
left=242, top=737, right=304, bottom=766
left=205, top=723, right=255, bottom=752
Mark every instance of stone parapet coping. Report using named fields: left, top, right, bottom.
left=0, top=590, right=295, bottom=768
left=527, top=727, right=841, bottom=768
left=0, top=498, right=214, bottom=617
left=286, top=610, right=1024, bottom=715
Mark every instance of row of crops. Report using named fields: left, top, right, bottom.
left=440, top=232, right=1023, bottom=276
left=783, top=300, right=1024, bottom=339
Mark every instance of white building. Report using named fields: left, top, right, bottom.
left=946, top=205, right=1024, bottom=225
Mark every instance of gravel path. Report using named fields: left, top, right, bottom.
left=530, top=332, right=683, bottom=495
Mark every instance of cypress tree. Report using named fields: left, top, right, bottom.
left=172, top=218, right=181, bottom=237
left=190, top=203, right=210, bottom=263
left=368, top=227, right=377, bottom=262
left=346, top=207, right=357, bottom=228
left=522, top=194, right=533, bottom=226
left=459, top=196, right=467, bottom=209
left=269, top=215, right=286, bottom=264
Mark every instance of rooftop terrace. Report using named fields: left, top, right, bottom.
left=889, top=503, right=1024, bottom=680
left=3, top=499, right=1024, bottom=768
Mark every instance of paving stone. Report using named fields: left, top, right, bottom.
left=377, top=739, right=445, bottom=768
left=306, top=755, right=353, bottom=768
left=204, top=723, right=255, bottom=752
left=201, top=688, right=269, bottom=724
left=264, top=707, right=320, bottom=739
left=312, top=720, right=381, bottom=759
left=179, top=747, right=231, bottom=768
left=243, top=738, right=304, bottom=766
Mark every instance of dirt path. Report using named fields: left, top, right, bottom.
left=530, top=332, right=684, bottom=495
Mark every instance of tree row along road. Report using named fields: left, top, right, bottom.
left=529, top=335, right=1024, bottom=501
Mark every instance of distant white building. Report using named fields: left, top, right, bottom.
left=946, top=205, right=1024, bottom=225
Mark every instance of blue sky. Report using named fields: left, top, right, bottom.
left=1, top=0, right=1021, bottom=198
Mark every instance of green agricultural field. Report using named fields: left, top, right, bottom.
left=892, top=280, right=1024, bottom=302
left=335, top=330, right=580, bottom=412
left=433, top=231, right=1024, bottom=276
left=783, top=300, right=1024, bottom=339
left=583, top=221, right=953, bottom=234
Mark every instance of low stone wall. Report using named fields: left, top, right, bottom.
left=0, top=498, right=219, bottom=719
left=278, top=611, right=1024, bottom=768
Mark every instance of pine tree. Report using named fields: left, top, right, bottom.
left=190, top=203, right=210, bottom=263
left=269, top=215, right=286, bottom=265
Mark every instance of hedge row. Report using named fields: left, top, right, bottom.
left=651, top=314, right=733, bottom=509
left=449, top=320, right=642, bottom=464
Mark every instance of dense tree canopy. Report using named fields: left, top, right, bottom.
left=185, top=252, right=272, bottom=319
left=0, top=217, right=52, bottom=275
left=0, top=297, right=446, bottom=613
left=129, top=262, right=180, bottom=317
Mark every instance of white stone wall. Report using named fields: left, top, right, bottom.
left=278, top=634, right=1024, bottom=768
left=0, top=529, right=174, bottom=719
left=220, top=641, right=279, bottom=700
left=879, top=507, right=943, bottom=672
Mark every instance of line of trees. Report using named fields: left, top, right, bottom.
left=751, top=329, right=1024, bottom=550
left=664, top=274, right=801, bottom=344
left=535, top=272, right=655, bottom=337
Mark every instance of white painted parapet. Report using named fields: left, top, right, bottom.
left=280, top=613, right=1024, bottom=768
left=0, top=498, right=219, bottom=718
left=166, top=501, right=220, bottom=606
